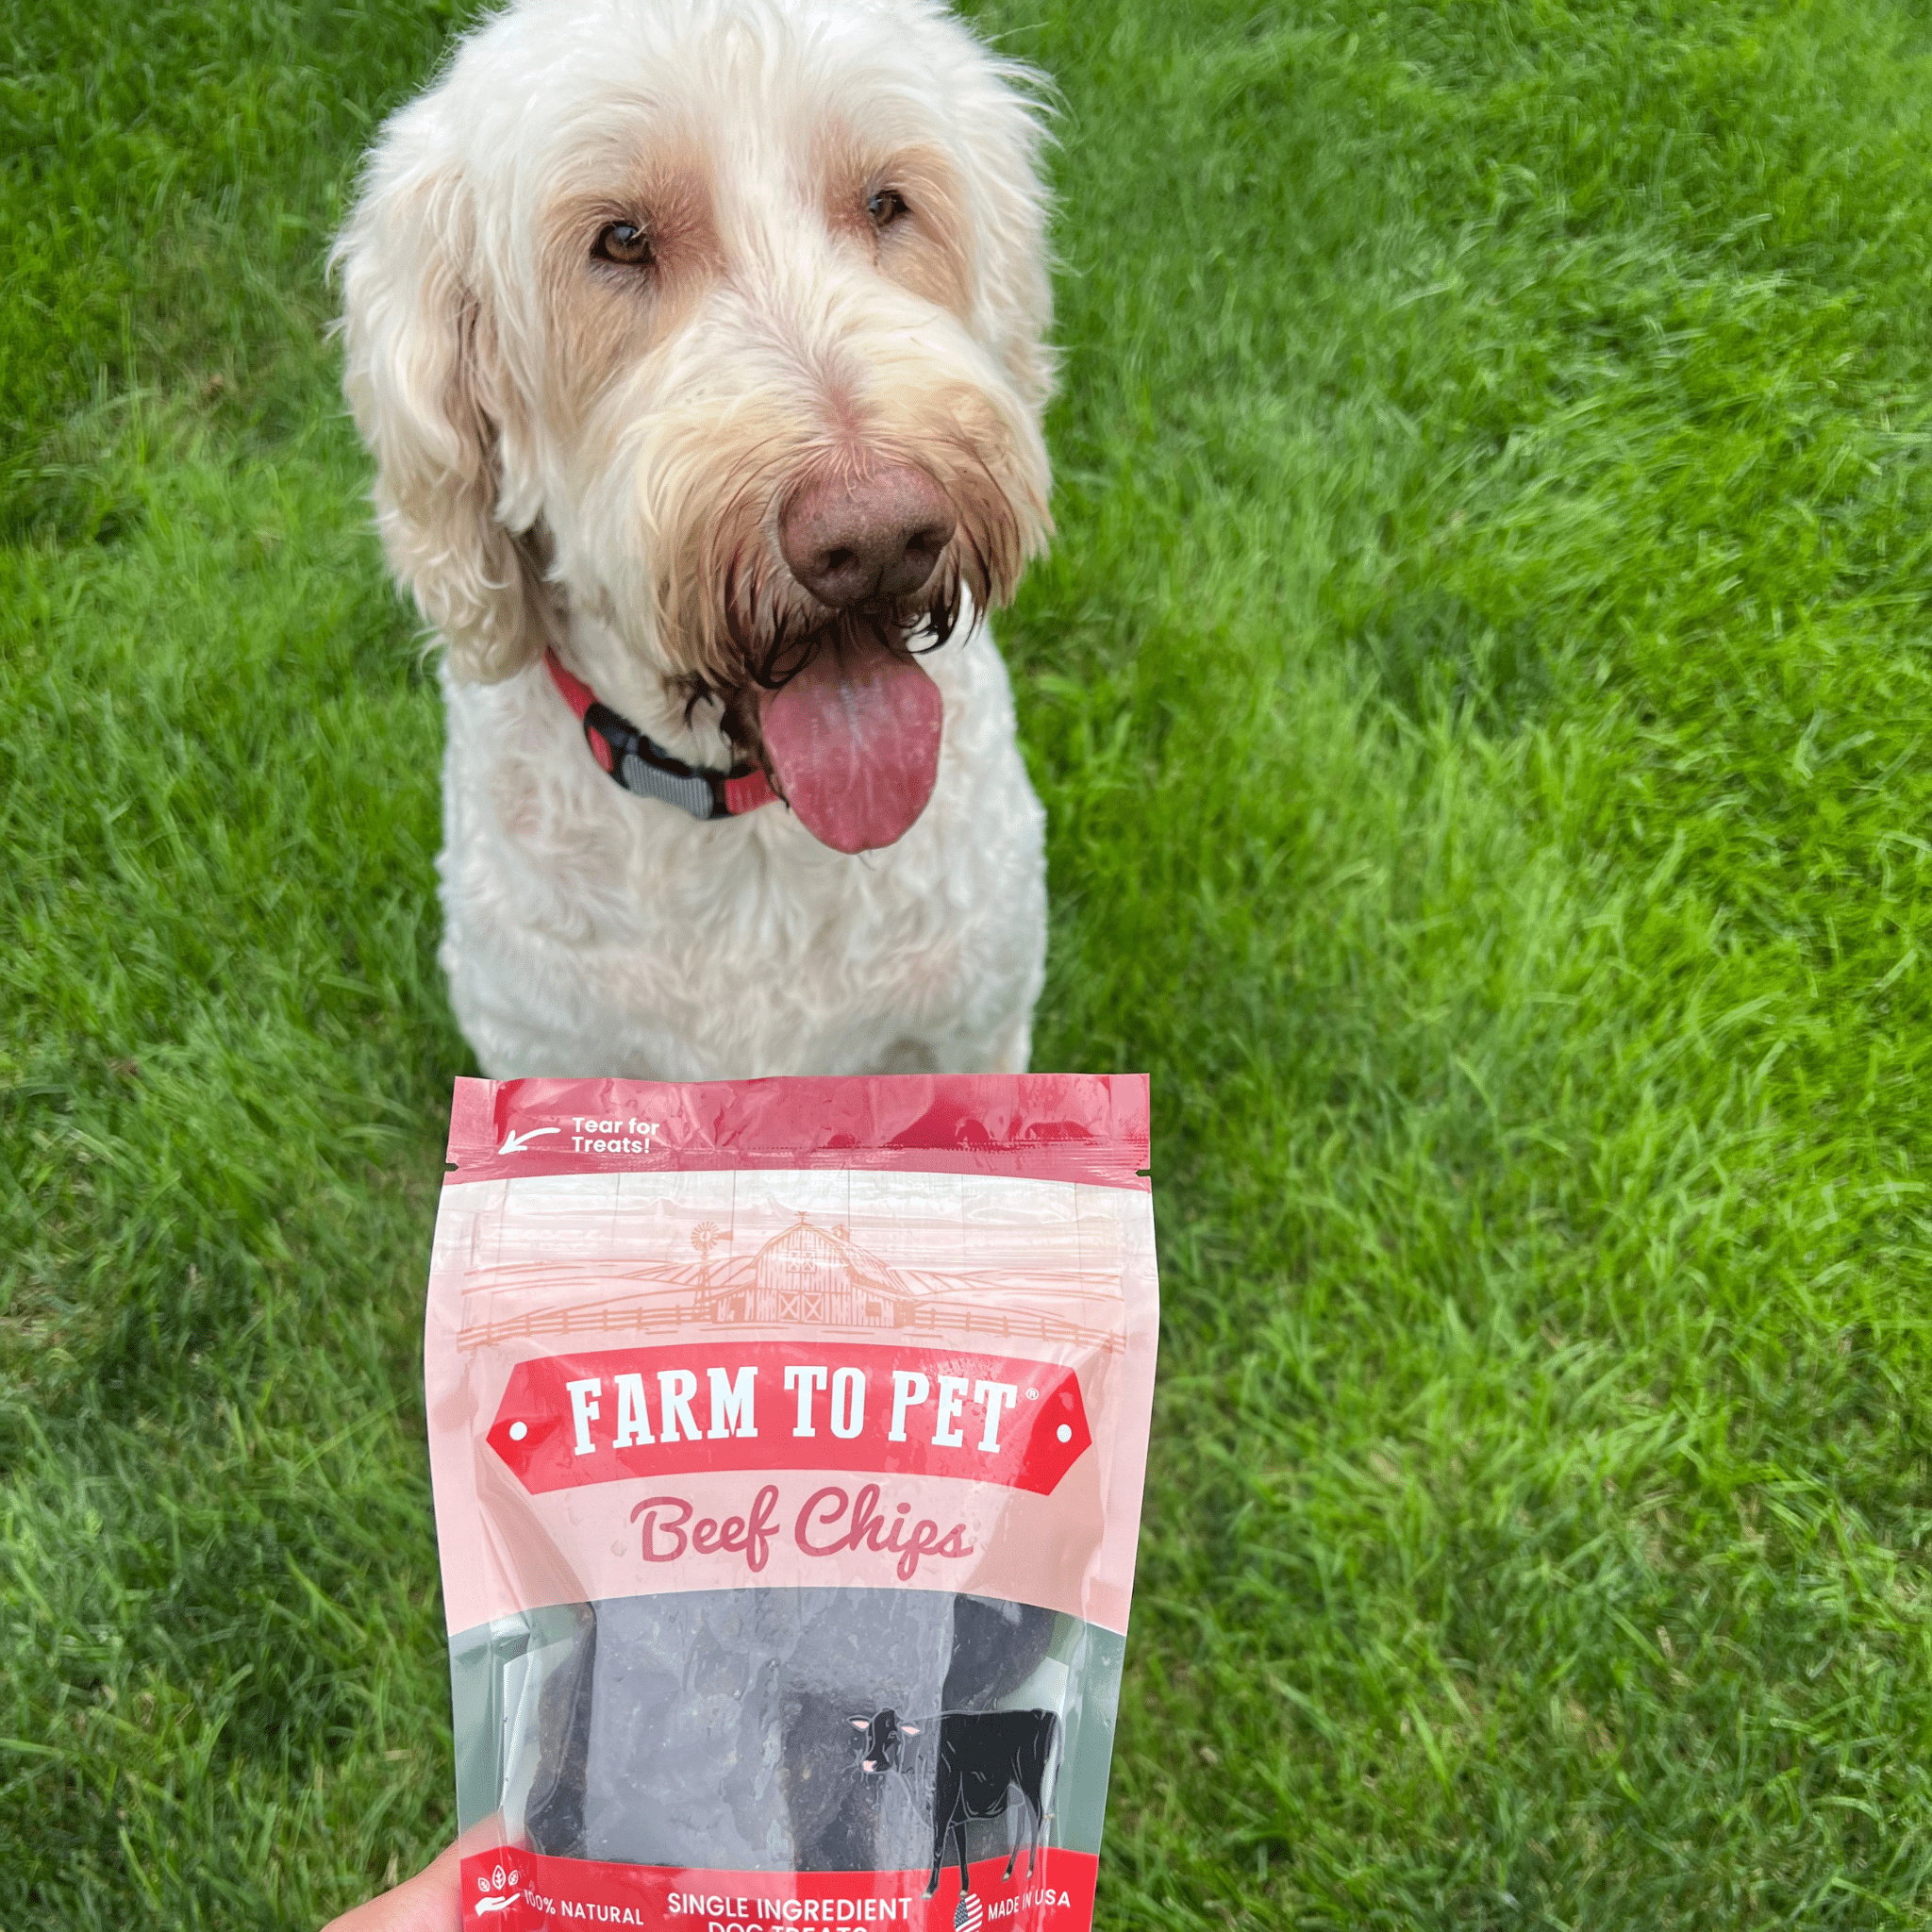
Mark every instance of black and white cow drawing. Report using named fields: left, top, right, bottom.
left=850, top=1706, right=1061, bottom=1898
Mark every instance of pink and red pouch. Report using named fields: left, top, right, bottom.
left=425, top=1074, right=1158, bottom=1932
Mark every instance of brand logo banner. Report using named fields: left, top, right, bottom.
left=487, top=1341, right=1093, bottom=1498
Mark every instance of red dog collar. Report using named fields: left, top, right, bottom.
left=543, top=648, right=776, bottom=822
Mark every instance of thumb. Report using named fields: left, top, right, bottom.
left=320, top=1834, right=470, bottom=1932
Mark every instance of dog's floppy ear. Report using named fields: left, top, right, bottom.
left=333, top=108, right=552, bottom=683
left=943, top=38, right=1058, bottom=420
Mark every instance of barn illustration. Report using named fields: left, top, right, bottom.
left=698, top=1213, right=919, bottom=1328
left=449, top=1204, right=1124, bottom=1354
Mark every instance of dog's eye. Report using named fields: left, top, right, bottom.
left=592, top=221, right=654, bottom=267
left=866, top=189, right=908, bottom=230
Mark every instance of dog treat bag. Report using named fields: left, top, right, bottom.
left=425, top=1074, right=1158, bottom=1932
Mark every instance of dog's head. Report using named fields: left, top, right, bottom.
left=334, top=0, right=1054, bottom=853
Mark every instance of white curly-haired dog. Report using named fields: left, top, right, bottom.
left=335, top=0, right=1054, bottom=1080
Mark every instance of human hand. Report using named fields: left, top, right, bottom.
left=320, top=1838, right=462, bottom=1932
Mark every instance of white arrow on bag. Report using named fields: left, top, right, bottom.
left=498, top=1125, right=561, bottom=1155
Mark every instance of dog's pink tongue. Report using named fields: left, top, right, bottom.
left=758, top=646, right=943, bottom=854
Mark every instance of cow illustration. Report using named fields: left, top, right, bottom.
left=850, top=1706, right=1060, bottom=1898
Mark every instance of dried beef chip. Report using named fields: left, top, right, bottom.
left=943, top=1596, right=1056, bottom=1709
left=524, top=1602, right=596, bottom=1858
left=523, top=1590, right=1058, bottom=1869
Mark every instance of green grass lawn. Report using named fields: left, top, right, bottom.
left=8, top=0, right=1932, bottom=1923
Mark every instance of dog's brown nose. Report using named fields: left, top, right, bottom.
left=780, top=464, right=956, bottom=608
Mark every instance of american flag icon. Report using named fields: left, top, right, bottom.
left=954, top=1895, right=984, bottom=1932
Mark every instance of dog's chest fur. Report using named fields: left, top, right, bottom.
left=438, top=626, right=1047, bottom=1080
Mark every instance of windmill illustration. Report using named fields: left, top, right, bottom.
left=690, top=1221, right=723, bottom=1291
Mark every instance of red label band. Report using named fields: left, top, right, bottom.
left=458, top=1849, right=1099, bottom=1932
left=443, top=1074, right=1152, bottom=1191
left=488, top=1342, right=1092, bottom=1498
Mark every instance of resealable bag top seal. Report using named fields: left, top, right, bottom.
left=442, top=1073, right=1153, bottom=1189
left=425, top=1074, right=1158, bottom=1932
